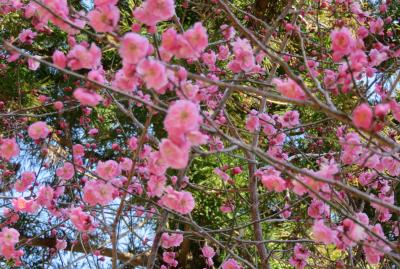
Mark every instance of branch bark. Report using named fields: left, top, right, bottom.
left=20, top=237, right=149, bottom=266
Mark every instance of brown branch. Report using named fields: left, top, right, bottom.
left=20, top=237, right=149, bottom=266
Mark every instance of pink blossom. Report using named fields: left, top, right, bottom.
left=0, top=227, right=19, bottom=247
left=147, top=175, right=166, bottom=197
left=358, top=171, right=375, bottom=186
left=201, top=245, right=215, bottom=258
left=272, top=78, right=307, bottom=100
left=307, top=199, right=329, bottom=219
left=218, top=45, right=230, bottom=60
left=0, top=138, right=19, bottom=161
left=245, top=110, right=259, bottom=132
left=220, top=201, right=234, bottom=213
left=18, top=29, right=37, bottom=44
left=289, top=257, right=307, bottom=269
left=96, top=160, right=121, bottom=180
left=330, top=27, right=354, bottom=59
left=312, top=219, right=338, bottom=245
left=69, top=207, right=95, bottom=232
left=28, top=57, right=40, bottom=70
left=67, top=43, right=102, bottom=70
left=228, top=38, right=256, bottom=73
left=37, top=186, right=54, bottom=208
left=342, top=218, right=367, bottom=246
left=95, top=0, right=118, bottom=6
left=161, top=232, right=183, bottom=249
left=163, top=100, right=202, bottom=144
left=201, top=51, right=216, bottom=68
left=73, top=144, right=85, bottom=157
left=221, top=258, right=241, bottom=269
left=374, top=103, right=390, bottom=119
left=133, top=0, right=175, bottom=26
left=349, top=50, right=368, bottom=72
left=137, top=59, right=168, bottom=91
left=73, top=88, right=103, bottom=107
left=127, top=136, right=138, bottom=151
left=7, top=51, right=20, bottom=62
left=186, top=131, right=208, bottom=146
left=183, top=22, right=208, bottom=56
left=369, top=49, right=388, bottom=66
left=55, top=239, right=67, bottom=251
left=214, top=168, right=231, bottom=182
left=88, top=4, right=120, bottom=33
left=352, top=103, right=373, bottom=130
left=119, top=33, right=150, bottom=64
left=14, top=171, right=35, bottom=192
left=279, top=110, right=300, bottom=128
left=52, top=50, right=67, bottom=68
left=163, top=251, right=178, bottom=267
left=83, top=180, right=116, bottom=206
left=88, top=128, right=99, bottom=136
left=369, top=18, right=384, bottom=35
left=12, top=197, right=39, bottom=213
left=294, top=243, right=310, bottom=260
left=147, top=151, right=168, bottom=175
left=160, top=187, right=195, bottom=214
left=261, top=174, right=286, bottom=192
left=220, top=24, right=236, bottom=40
left=56, top=162, right=75, bottom=180
left=112, top=69, right=138, bottom=92
left=54, top=101, right=64, bottom=111
left=88, top=69, right=106, bottom=84
left=159, top=139, right=190, bottom=169
left=119, top=157, right=133, bottom=171
left=28, top=121, right=50, bottom=140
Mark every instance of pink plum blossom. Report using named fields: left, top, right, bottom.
left=137, top=59, right=168, bottom=91
left=67, top=43, right=102, bottom=70
left=330, top=27, right=355, bottom=59
left=119, top=33, right=150, bottom=64
left=0, top=228, right=19, bottom=247
left=163, top=100, right=202, bottom=144
left=18, top=29, right=37, bottom=44
left=133, top=0, right=175, bottom=26
left=96, top=160, right=121, bottom=180
left=312, top=219, right=338, bottom=245
left=83, top=180, right=116, bottom=206
left=221, top=258, right=241, bottom=269
left=37, top=186, right=54, bottom=208
left=73, top=88, right=103, bottom=107
left=352, top=103, right=373, bottom=130
left=88, top=4, right=120, bottom=33
left=161, top=232, right=184, bottom=249
left=95, top=0, right=118, bottom=6
left=28, top=121, right=50, bottom=140
left=160, top=187, right=195, bottom=214
left=0, top=138, right=19, bottom=161
left=14, top=171, right=35, bottom=192
left=261, top=174, right=287, bottom=192
left=52, top=50, right=67, bottom=68
left=12, top=197, right=39, bottom=213
left=56, top=162, right=75, bottom=180
left=147, top=175, right=166, bottom=197
left=69, top=207, right=95, bottom=232
left=159, top=139, right=190, bottom=169
left=183, top=22, right=208, bottom=56
left=73, top=144, right=85, bottom=157
left=279, top=110, right=300, bottom=128
left=55, top=239, right=67, bottom=251
left=272, top=78, right=307, bottom=100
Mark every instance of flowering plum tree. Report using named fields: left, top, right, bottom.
left=0, top=0, right=400, bottom=268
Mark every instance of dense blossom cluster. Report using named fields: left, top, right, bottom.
left=0, top=0, right=400, bottom=268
